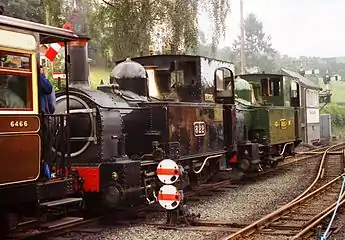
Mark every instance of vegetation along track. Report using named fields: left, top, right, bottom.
left=217, top=142, right=345, bottom=240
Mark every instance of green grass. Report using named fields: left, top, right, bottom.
left=89, top=67, right=111, bottom=89
left=332, top=126, right=345, bottom=138
left=329, top=81, right=345, bottom=103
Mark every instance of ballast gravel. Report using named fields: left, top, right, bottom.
left=76, top=157, right=317, bottom=240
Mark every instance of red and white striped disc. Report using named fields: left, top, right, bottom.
left=157, top=185, right=181, bottom=210
left=156, top=159, right=180, bottom=184
left=45, top=42, right=64, bottom=61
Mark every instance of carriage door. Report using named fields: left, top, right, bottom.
left=215, top=68, right=235, bottom=150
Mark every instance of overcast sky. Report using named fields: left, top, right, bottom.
left=201, top=0, right=345, bottom=58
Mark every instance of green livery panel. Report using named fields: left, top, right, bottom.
left=250, top=107, right=295, bottom=144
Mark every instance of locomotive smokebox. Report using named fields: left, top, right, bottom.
left=68, top=38, right=90, bottom=87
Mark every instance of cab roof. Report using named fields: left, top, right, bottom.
left=0, top=15, right=79, bottom=44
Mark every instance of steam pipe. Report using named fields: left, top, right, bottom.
left=193, top=154, right=223, bottom=174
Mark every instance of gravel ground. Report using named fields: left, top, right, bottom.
left=72, top=160, right=317, bottom=240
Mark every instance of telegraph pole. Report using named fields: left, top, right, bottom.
left=240, top=0, right=246, bottom=74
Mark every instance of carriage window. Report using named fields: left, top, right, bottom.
left=0, top=51, right=33, bottom=110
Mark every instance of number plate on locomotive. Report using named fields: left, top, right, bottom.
left=0, top=116, right=40, bottom=134
left=193, top=121, right=206, bottom=137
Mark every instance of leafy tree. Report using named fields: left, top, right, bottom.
left=232, top=13, right=277, bottom=72
left=94, top=0, right=231, bottom=60
left=3, top=0, right=231, bottom=63
left=41, top=0, right=64, bottom=26
left=2, top=0, right=44, bottom=23
left=3, top=0, right=67, bottom=26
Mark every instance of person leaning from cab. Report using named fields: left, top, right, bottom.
left=39, top=65, right=56, bottom=180
left=39, top=65, right=55, bottom=114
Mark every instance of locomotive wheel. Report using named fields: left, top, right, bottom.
left=228, top=157, right=251, bottom=181
left=229, top=168, right=245, bottom=181
left=270, top=160, right=279, bottom=168
left=238, top=158, right=250, bottom=172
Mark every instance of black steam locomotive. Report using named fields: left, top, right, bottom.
left=55, top=42, right=240, bottom=209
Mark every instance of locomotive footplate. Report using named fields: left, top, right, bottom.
left=0, top=178, right=75, bottom=206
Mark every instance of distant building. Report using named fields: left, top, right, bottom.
left=245, top=66, right=260, bottom=74
left=305, top=69, right=320, bottom=75
left=331, top=74, right=341, bottom=81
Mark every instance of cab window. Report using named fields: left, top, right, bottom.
left=215, top=68, right=233, bottom=98
left=261, top=78, right=280, bottom=96
left=0, top=51, right=33, bottom=110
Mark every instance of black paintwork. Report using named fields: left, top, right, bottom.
left=0, top=178, right=74, bottom=205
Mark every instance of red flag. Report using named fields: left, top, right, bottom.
left=45, top=22, right=73, bottom=62
left=45, top=42, right=64, bottom=61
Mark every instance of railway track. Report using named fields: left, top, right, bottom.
left=170, top=144, right=342, bottom=206
left=218, top=154, right=345, bottom=240
left=156, top=142, right=345, bottom=240
left=6, top=143, right=341, bottom=240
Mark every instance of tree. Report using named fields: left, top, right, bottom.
left=93, top=0, right=231, bottom=60
left=3, top=0, right=231, bottom=62
left=232, top=13, right=277, bottom=72
left=3, top=0, right=69, bottom=26
left=2, top=0, right=44, bottom=23
left=41, top=0, right=64, bottom=26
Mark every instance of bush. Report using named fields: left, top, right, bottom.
left=321, top=103, right=345, bottom=127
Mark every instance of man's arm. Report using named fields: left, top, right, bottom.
left=39, top=74, right=53, bottom=95
left=47, top=90, right=56, bottom=114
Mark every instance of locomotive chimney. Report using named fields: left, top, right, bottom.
left=67, top=6, right=90, bottom=87
left=68, top=37, right=90, bottom=87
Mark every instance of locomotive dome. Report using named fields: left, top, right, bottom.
left=110, top=58, right=147, bottom=79
left=110, top=58, right=148, bottom=96
left=235, top=76, right=251, bottom=90
left=235, top=76, right=252, bottom=103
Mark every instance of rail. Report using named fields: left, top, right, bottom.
left=220, top=142, right=345, bottom=240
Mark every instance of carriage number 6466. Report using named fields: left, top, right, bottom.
left=10, top=121, right=28, bottom=128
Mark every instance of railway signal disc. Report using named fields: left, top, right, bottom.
left=157, top=185, right=181, bottom=210
left=156, top=159, right=180, bottom=184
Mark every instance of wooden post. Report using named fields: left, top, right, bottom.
left=240, top=0, right=246, bottom=74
